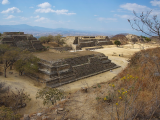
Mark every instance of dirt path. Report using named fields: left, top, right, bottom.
left=0, top=70, right=46, bottom=114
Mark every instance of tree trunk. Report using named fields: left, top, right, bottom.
left=10, top=65, right=12, bottom=70
left=4, top=68, right=6, bottom=78
left=19, top=71, right=23, bottom=76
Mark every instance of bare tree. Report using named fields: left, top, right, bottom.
left=128, top=10, right=160, bottom=40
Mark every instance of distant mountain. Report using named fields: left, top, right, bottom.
left=116, top=33, right=129, bottom=36
left=0, top=24, right=112, bottom=37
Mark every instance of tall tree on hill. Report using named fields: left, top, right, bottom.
left=2, top=47, right=21, bottom=77
left=128, top=10, right=160, bottom=40
left=0, top=44, right=10, bottom=63
left=53, top=34, right=65, bottom=47
left=39, top=36, right=48, bottom=44
left=14, top=51, right=40, bottom=75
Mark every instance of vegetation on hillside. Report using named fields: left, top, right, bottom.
left=141, top=36, right=151, bottom=42
left=0, top=82, right=31, bottom=120
left=39, top=34, right=65, bottom=47
left=102, top=47, right=160, bottom=119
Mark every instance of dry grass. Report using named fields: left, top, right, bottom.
left=33, top=50, right=100, bottom=61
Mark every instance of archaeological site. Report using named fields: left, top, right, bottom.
left=65, top=36, right=113, bottom=50
left=0, top=32, right=44, bottom=51
left=0, top=32, right=119, bottom=88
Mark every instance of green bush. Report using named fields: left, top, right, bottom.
left=114, top=40, right=121, bottom=47
left=145, top=37, right=151, bottom=42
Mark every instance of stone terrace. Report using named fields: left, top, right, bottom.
left=33, top=51, right=120, bottom=87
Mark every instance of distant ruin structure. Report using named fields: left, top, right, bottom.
left=65, top=36, right=113, bottom=50
left=33, top=51, right=120, bottom=87
left=0, top=32, right=44, bottom=51
left=126, top=34, right=145, bottom=43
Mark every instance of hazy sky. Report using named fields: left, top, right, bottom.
left=0, top=0, right=160, bottom=35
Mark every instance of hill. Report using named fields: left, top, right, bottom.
left=0, top=24, right=112, bottom=37
left=110, top=34, right=128, bottom=44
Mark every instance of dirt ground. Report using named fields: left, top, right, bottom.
left=0, top=43, right=159, bottom=115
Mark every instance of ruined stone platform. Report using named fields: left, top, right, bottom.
left=33, top=51, right=120, bottom=87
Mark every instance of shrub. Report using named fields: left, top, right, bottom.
left=145, top=37, right=151, bottom=42
left=114, top=40, right=121, bottom=47
left=36, top=87, right=64, bottom=105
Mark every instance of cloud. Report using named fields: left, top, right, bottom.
left=35, top=15, right=40, bottom=18
left=30, top=7, right=34, bottom=8
left=5, top=15, right=15, bottom=19
left=35, top=17, right=48, bottom=22
left=120, top=3, right=151, bottom=13
left=1, top=7, right=22, bottom=13
left=94, top=15, right=98, bottom=16
left=98, top=17, right=117, bottom=21
left=37, top=2, right=51, bottom=8
left=35, top=8, right=76, bottom=15
left=150, top=0, right=160, bottom=7
left=2, top=0, right=9, bottom=5
left=20, top=17, right=28, bottom=21
left=120, top=3, right=160, bottom=16
left=114, top=14, right=135, bottom=19
left=35, top=2, right=76, bottom=15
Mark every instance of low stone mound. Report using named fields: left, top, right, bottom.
left=33, top=51, right=120, bottom=87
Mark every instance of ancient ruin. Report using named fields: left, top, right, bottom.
left=65, top=36, right=113, bottom=50
left=0, top=32, right=44, bottom=51
left=126, top=34, right=145, bottom=43
left=33, top=51, right=120, bottom=87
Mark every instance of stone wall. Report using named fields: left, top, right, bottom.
left=36, top=53, right=120, bottom=87
left=3, top=32, right=24, bottom=35
left=64, top=36, right=112, bottom=49
left=50, top=47, right=72, bottom=51
left=1, top=32, right=44, bottom=51
left=97, top=41, right=113, bottom=46
left=65, top=54, right=95, bottom=66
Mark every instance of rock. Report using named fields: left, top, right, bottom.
left=9, top=72, right=13, bottom=74
left=81, top=87, right=87, bottom=93
left=58, top=108, right=64, bottom=111
left=23, top=114, right=30, bottom=120
left=92, top=85, right=97, bottom=88
left=61, top=99, right=66, bottom=102
left=42, top=116, right=49, bottom=120
left=55, top=109, right=58, bottom=114
left=37, top=113, right=43, bottom=116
